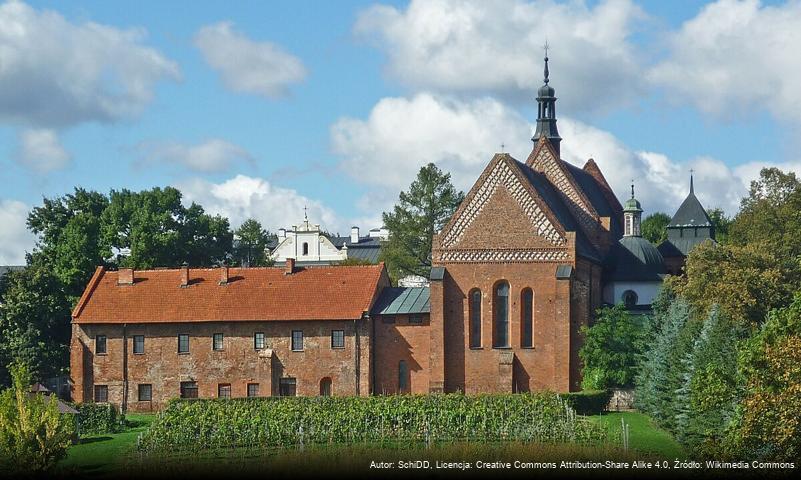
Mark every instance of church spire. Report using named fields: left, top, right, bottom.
left=532, top=42, right=561, bottom=156
left=689, top=170, right=694, bottom=195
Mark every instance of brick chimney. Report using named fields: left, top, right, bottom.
left=219, top=263, right=229, bottom=285
left=180, top=262, right=189, bottom=287
left=285, top=257, right=295, bottom=275
left=117, top=268, right=134, bottom=285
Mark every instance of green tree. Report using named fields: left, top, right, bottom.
left=26, top=188, right=109, bottom=297
left=729, top=167, right=801, bottom=258
left=380, top=163, right=464, bottom=282
left=640, top=212, right=671, bottom=245
left=0, top=267, right=72, bottom=385
left=726, top=294, right=801, bottom=460
left=707, top=208, right=732, bottom=244
left=0, top=361, right=74, bottom=473
left=579, top=304, right=644, bottom=390
left=100, top=187, right=232, bottom=268
left=669, top=241, right=801, bottom=327
left=232, top=219, right=275, bottom=267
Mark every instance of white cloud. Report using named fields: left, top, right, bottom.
left=14, top=128, right=70, bottom=173
left=0, top=199, right=33, bottom=265
left=177, top=175, right=345, bottom=233
left=136, top=139, right=254, bottom=173
left=0, top=0, right=180, bottom=127
left=194, top=21, right=307, bottom=99
left=648, top=0, right=801, bottom=123
left=330, top=93, right=784, bottom=219
left=354, top=0, right=645, bottom=111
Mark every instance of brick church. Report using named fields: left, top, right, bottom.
left=70, top=56, right=713, bottom=410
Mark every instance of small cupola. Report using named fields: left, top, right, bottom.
left=623, top=183, right=643, bottom=237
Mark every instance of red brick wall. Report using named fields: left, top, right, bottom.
left=437, top=262, right=573, bottom=394
left=71, top=319, right=370, bottom=411
left=373, top=314, right=430, bottom=395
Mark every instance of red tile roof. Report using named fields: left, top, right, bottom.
left=72, top=264, right=388, bottom=324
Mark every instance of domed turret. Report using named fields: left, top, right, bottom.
left=532, top=43, right=561, bottom=155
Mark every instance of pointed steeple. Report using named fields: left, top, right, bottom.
left=532, top=43, right=561, bottom=156
left=689, top=171, right=694, bottom=194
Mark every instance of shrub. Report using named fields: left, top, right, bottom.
left=75, top=403, right=122, bottom=435
left=0, top=361, right=74, bottom=473
left=138, top=393, right=608, bottom=455
left=579, top=304, right=645, bottom=390
left=559, top=390, right=612, bottom=415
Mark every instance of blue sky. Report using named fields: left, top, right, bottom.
left=2, top=0, right=801, bottom=264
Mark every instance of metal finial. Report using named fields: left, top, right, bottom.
left=689, top=169, right=694, bottom=194
left=304, top=205, right=308, bottom=221
left=631, top=181, right=635, bottom=199
left=543, top=40, right=550, bottom=84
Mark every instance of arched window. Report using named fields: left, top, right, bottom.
left=521, top=288, right=533, bottom=348
left=493, top=281, right=510, bottom=348
left=469, top=289, right=482, bottom=348
left=320, top=377, right=332, bottom=396
left=622, top=290, right=638, bottom=308
left=398, top=360, right=408, bottom=393
left=302, top=242, right=309, bottom=256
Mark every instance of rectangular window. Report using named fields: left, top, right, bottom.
left=213, top=333, right=224, bottom=351
left=331, top=330, right=345, bottom=349
left=254, top=332, right=265, bottom=350
left=291, top=330, right=303, bottom=351
left=133, top=335, right=144, bottom=354
left=279, top=377, right=297, bottom=397
left=247, top=383, right=259, bottom=398
left=409, top=314, right=423, bottom=324
left=180, top=381, right=198, bottom=399
left=138, top=384, right=152, bottom=402
left=218, top=383, right=231, bottom=399
left=382, top=316, right=395, bottom=324
left=96, top=335, right=107, bottom=355
left=178, top=334, right=189, bottom=354
left=94, top=385, right=108, bottom=403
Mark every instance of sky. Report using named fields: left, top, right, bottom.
left=2, top=0, right=801, bottom=264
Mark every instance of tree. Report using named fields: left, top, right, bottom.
left=26, top=188, right=109, bottom=297
left=669, top=241, right=801, bottom=327
left=232, top=219, right=274, bottom=267
left=0, top=267, right=72, bottom=385
left=380, top=163, right=464, bottom=282
left=641, top=212, right=671, bottom=245
left=729, top=167, right=801, bottom=258
left=0, top=361, right=74, bottom=473
left=100, top=187, right=232, bottom=268
left=707, top=208, right=732, bottom=244
left=726, top=294, right=801, bottom=460
left=579, top=304, right=645, bottom=390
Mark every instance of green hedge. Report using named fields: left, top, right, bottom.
left=75, top=403, right=122, bottom=435
left=559, top=390, right=612, bottom=415
left=138, top=393, right=608, bottom=454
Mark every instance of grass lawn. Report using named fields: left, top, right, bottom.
left=59, top=414, right=154, bottom=477
left=589, top=411, right=686, bottom=459
left=59, top=411, right=684, bottom=477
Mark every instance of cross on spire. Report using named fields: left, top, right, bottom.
left=543, top=40, right=550, bottom=84
left=303, top=205, right=308, bottom=221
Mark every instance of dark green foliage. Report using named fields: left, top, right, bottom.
left=559, top=390, right=612, bottom=416
left=75, top=403, right=122, bottom=436
left=138, top=393, right=607, bottom=454
left=0, top=267, right=72, bottom=384
left=232, top=218, right=275, bottom=267
left=579, top=304, right=645, bottom=389
left=640, top=212, right=671, bottom=245
left=707, top=208, right=732, bottom=244
left=635, top=299, right=690, bottom=425
left=381, top=163, right=464, bottom=283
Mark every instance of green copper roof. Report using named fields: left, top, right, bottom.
left=371, top=287, right=430, bottom=315
left=607, top=236, right=666, bottom=281
left=623, top=197, right=642, bottom=212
